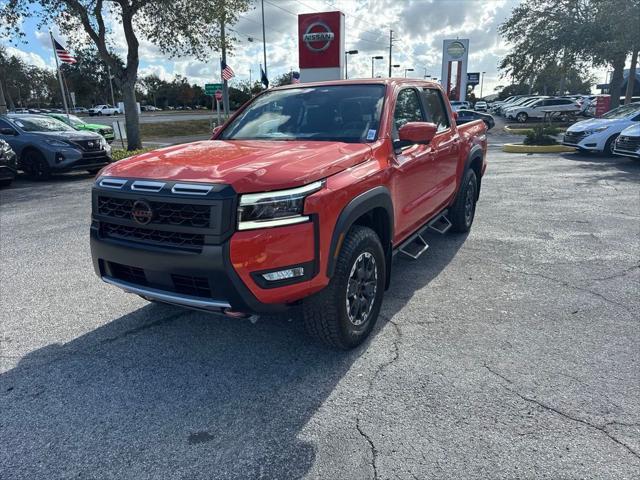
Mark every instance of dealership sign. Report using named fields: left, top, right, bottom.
left=467, top=72, right=480, bottom=86
left=298, top=11, right=345, bottom=81
left=302, top=22, right=335, bottom=52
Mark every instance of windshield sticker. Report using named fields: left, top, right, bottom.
left=366, top=129, right=376, bottom=140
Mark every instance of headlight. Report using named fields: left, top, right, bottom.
left=583, top=126, right=608, bottom=135
left=237, top=180, right=324, bottom=230
left=45, top=139, right=70, bottom=147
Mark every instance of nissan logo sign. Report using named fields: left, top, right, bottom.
left=303, top=21, right=334, bottom=52
left=131, top=200, right=153, bottom=225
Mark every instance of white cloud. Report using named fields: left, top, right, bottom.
left=5, top=46, right=51, bottom=69
left=4, top=0, right=542, bottom=94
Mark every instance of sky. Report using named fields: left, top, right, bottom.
left=0, top=0, right=608, bottom=96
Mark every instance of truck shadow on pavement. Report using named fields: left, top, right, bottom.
left=561, top=152, right=640, bottom=184
left=0, top=232, right=467, bottom=479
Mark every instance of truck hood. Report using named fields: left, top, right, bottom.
left=101, top=140, right=374, bottom=192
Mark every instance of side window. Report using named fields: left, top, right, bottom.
left=0, top=119, right=15, bottom=133
left=422, top=89, right=451, bottom=132
left=393, top=88, right=424, bottom=133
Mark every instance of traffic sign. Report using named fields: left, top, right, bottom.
left=205, top=83, right=223, bottom=95
left=214, top=90, right=223, bottom=102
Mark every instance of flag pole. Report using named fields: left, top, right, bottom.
left=50, top=32, right=70, bottom=117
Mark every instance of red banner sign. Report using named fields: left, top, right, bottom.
left=298, top=11, right=342, bottom=69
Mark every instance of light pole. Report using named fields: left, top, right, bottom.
left=404, top=68, right=414, bottom=78
left=480, top=71, right=486, bottom=98
left=345, top=50, right=358, bottom=79
left=371, top=56, right=383, bottom=78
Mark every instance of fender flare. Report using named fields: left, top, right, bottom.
left=465, top=144, right=484, bottom=172
left=326, top=186, right=394, bottom=279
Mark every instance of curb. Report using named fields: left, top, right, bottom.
left=502, top=144, right=576, bottom=153
left=503, top=126, right=568, bottom=135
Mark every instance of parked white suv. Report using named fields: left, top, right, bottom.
left=563, top=103, right=640, bottom=155
left=613, top=124, right=640, bottom=159
left=88, top=104, right=119, bottom=116
left=507, top=98, right=579, bottom=123
left=474, top=101, right=488, bottom=112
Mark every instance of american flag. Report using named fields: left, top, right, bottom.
left=291, top=71, right=300, bottom=84
left=53, top=38, right=76, bottom=64
left=221, top=60, right=235, bottom=81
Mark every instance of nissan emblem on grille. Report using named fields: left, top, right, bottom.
left=131, top=200, right=153, bottom=225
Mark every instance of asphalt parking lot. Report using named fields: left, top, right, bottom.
left=1, top=135, right=639, bottom=479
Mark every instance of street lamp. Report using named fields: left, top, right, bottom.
left=345, top=50, right=358, bottom=79
left=371, top=56, right=383, bottom=78
left=480, top=71, right=486, bottom=98
left=404, top=68, right=414, bottom=78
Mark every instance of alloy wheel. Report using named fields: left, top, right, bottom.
left=346, top=252, right=378, bottom=327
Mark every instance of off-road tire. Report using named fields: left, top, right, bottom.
left=449, top=168, right=478, bottom=233
left=22, top=149, right=50, bottom=180
left=303, top=225, right=385, bottom=350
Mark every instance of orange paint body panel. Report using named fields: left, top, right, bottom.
left=230, top=222, right=320, bottom=303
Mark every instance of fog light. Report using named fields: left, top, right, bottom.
left=262, top=267, right=305, bottom=282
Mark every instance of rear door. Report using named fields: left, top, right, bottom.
left=420, top=88, right=459, bottom=214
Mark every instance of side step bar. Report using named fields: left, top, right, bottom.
left=395, top=210, right=452, bottom=260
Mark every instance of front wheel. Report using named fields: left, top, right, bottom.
left=303, top=226, right=386, bottom=350
left=449, top=169, right=478, bottom=233
left=604, top=134, right=619, bottom=156
left=22, top=150, right=51, bottom=180
left=516, top=112, right=528, bottom=123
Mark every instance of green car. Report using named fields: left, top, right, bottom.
left=47, top=113, right=115, bottom=143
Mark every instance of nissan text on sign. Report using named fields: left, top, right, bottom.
left=298, top=11, right=345, bottom=82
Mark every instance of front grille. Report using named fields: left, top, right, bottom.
left=74, top=139, right=102, bottom=151
left=616, top=135, right=640, bottom=152
left=109, top=262, right=147, bottom=285
left=76, top=154, right=109, bottom=165
left=563, top=131, right=587, bottom=144
left=98, top=196, right=211, bottom=228
left=101, top=222, right=204, bottom=251
left=171, top=274, right=212, bottom=297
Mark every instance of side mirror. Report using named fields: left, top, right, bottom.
left=398, top=122, right=437, bottom=145
left=0, top=128, right=17, bottom=136
left=211, top=126, right=222, bottom=139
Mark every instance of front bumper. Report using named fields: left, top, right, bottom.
left=90, top=181, right=321, bottom=314
left=562, top=132, right=602, bottom=151
left=613, top=136, right=640, bottom=158
left=0, top=163, right=17, bottom=180
left=50, top=147, right=112, bottom=172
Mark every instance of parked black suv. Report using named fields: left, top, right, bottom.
left=0, top=139, right=17, bottom=187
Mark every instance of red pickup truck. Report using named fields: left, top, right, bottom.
left=91, top=79, right=487, bottom=349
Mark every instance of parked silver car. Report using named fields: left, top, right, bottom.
left=0, top=114, right=112, bottom=179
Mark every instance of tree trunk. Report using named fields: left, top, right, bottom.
left=0, top=80, right=7, bottom=115
left=624, top=48, right=638, bottom=105
left=609, top=53, right=626, bottom=109
left=122, top=78, right=142, bottom=150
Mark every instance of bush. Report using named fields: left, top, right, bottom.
left=523, top=125, right=561, bottom=145
left=111, top=148, right=155, bottom=161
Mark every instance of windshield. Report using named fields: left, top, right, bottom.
left=601, top=103, right=640, bottom=119
left=12, top=116, right=75, bottom=132
left=66, top=115, right=85, bottom=127
left=220, top=84, right=386, bottom=142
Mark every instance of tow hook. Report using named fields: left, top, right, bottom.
left=223, top=308, right=260, bottom=324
